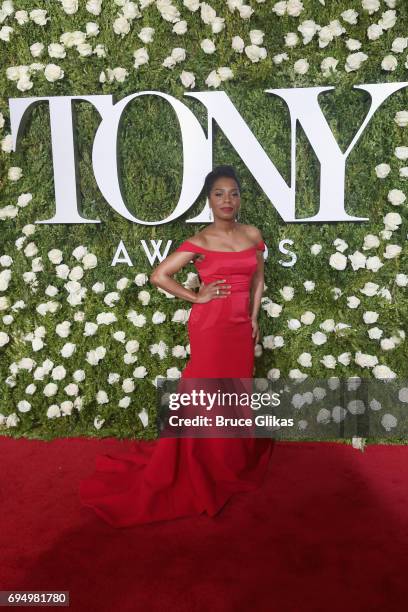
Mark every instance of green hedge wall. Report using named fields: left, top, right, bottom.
left=0, top=0, right=407, bottom=440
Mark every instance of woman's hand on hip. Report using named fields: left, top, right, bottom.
left=195, top=279, right=231, bottom=304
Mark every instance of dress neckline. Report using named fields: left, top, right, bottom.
left=183, top=240, right=261, bottom=253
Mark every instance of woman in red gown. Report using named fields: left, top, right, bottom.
left=79, top=165, right=274, bottom=527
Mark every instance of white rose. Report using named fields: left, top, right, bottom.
left=83, top=322, right=97, bottom=337
left=138, top=26, right=155, bottom=43
left=394, top=109, right=408, bottom=125
left=368, top=327, right=383, bottom=340
left=86, top=22, right=100, bottom=37
left=205, top=70, right=221, bottom=88
left=280, top=286, right=294, bottom=301
left=298, top=352, right=312, bottom=367
left=348, top=250, right=366, bottom=271
left=47, top=405, right=60, bottom=419
left=134, top=273, right=148, bottom=286
left=82, top=253, right=97, bottom=269
left=171, top=47, right=186, bottom=62
left=321, top=57, right=338, bottom=76
left=312, top=331, right=327, bottom=345
left=218, top=67, right=233, bottom=81
left=96, top=390, right=108, bottom=404
left=137, top=291, right=150, bottom=306
left=362, top=234, right=380, bottom=250
left=244, top=45, right=267, bottom=63
left=44, top=64, right=64, bottom=82
left=64, top=383, right=79, bottom=396
left=300, top=311, right=315, bottom=325
left=133, top=47, right=149, bottom=67
left=30, top=9, right=49, bottom=25
left=48, top=43, right=66, bottom=59
left=285, top=32, right=298, bottom=47
left=391, top=36, right=408, bottom=54
left=294, top=58, right=309, bottom=74
left=383, top=244, right=401, bottom=259
left=92, top=281, right=105, bottom=293
left=8, top=166, right=23, bottom=181
left=44, top=382, right=58, bottom=397
left=363, top=311, right=379, bottom=324
left=85, top=0, right=102, bottom=15
left=310, top=244, right=322, bottom=255
left=383, top=211, right=402, bottom=229
left=73, top=369, right=86, bottom=382
left=354, top=351, right=378, bottom=368
left=396, top=273, right=408, bottom=287
left=173, top=20, right=187, bottom=35
left=362, top=0, right=380, bottom=15
left=272, top=1, right=287, bottom=17
left=347, top=296, right=360, bottom=309
left=360, top=281, right=379, bottom=297
left=0, top=331, right=9, bottom=347
left=126, top=340, right=139, bottom=353
left=250, top=29, right=264, bottom=45
left=345, top=52, right=368, bottom=72
left=262, top=301, right=282, bottom=318
left=133, top=366, right=147, bottom=378
left=152, top=311, right=166, bottom=324
left=1, top=134, right=13, bottom=152
left=321, top=355, right=336, bottom=369
left=341, top=9, right=358, bottom=25
left=122, top=378, right=135, bottom=393
left=119, top=396, right=131, bottom=408
left=231, top=35, right=244, bottom=53
left=367, top=24, right=383, bottom=41
left=387, top=188, right=405, bottom=205
left=329, top=252, right=347, bottom=270
left=288, top=318, right=301, bottom=330
left=180, top=70, right=195, bottom=88
left=375, top=163, right=391, bottom=179
left=379, top=9, right=397, bottom=30
left=380, top=338, right=396, bottom=351
left=61, top=0, right=78, bottom=14
left=237, top=4, right=254, bottom=19
left=15, top=10, right=29, bottom=25
left=366, top=256, right=383, bottom=272
left=172, top=345, right=187, bottom=358
left=320, top=319, right=335, bottom=332
left=113, top=16, right=130, bottom=36
left=211, top=16, right=225, bottom=34
left=395, top=146, right=408, bottom=161
left=286, top=0, right=304, bottom=17
left=344, top=38, right=365, bottom=56
left=201, top=38, right=215, bottom=54
left=303, top=280, right=315, bottom=292
left=338, top=352, right=351, bottom=366
left=373, top=364, right=396, bottom=380
left=381, top=55, right=398, bottom=72
left=61, top=342, right=76, bottom=358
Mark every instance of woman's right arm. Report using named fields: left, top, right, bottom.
left=149, top=252, right=230, bottom=304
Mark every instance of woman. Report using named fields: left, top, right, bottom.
left=79, top=165, right=274, bottom=527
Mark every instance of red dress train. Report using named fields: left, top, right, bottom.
left=79, top=239, right=274, bottom=527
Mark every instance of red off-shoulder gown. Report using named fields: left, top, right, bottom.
left=79, top=239, right=274, bottom=527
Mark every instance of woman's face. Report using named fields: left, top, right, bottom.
left=209, top=177, right=240, bottom=220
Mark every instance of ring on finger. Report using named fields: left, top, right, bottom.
left=216, top=288, right=219, bottom=296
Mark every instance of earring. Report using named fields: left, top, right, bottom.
left=209, top=207, right=213, bottom=221
left=236, top=209, right=240, bottom=222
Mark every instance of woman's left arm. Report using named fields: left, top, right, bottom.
left=250, top=237, right=265, bottom=345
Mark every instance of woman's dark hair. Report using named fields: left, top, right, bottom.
left=203, top=165, right=241, bottom=198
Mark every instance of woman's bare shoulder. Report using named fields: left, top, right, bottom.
left=240, top=224, right=263, bottom=243
left=185, top=229, right=212, bottom=248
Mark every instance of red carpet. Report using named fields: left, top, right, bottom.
left=1, top=437, right=407, bottom=612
